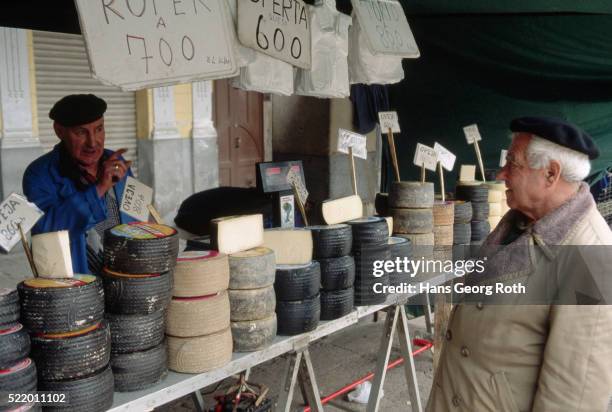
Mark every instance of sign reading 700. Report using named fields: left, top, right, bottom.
left=238, top=0, right=312, bottom=69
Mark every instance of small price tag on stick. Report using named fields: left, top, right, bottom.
left=0, top=193, right=44, bottom=253
left=433, top=142, right=456, bottom=172
left=463, top=124, right=482, bottom=144
left=286, top=169, right=309, bottom=206
left=120, top=177, right=154, bottom=222
left=337, top=129, right=367, bottom=160
left=434, top=143, right=455, bottom=202
left=414, top=143, right=438, bottom=183
left=414, top=143, right=438, bottom=171
left=378, top=111, right=401, bottom=133
left=500, top=149, right=508, bottom=167
left=462, top=124, right=486, bottom=182
left=379, top=111, right=401, bottom=181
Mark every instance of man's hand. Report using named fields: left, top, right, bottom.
left=96, top=148, right=132, bottom=197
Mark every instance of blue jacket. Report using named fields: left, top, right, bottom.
left=22, top=144, right=136, bottom=274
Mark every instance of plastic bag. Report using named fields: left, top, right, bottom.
left=347, top=381, right=383, bottom=404
left=295, top=0, right=352, bottom=98
left=348, top=12, right=405, bottom=85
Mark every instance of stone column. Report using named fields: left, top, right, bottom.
left=139, top=86, right=192, bottom=220
left=191, top=80, right=219, bottom=192
left=0, top=28, right=42, bottom=199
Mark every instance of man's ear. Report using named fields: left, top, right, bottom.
left=53, top=121, right=65, bottom=141
left=547, top=160, right=562, bottom=185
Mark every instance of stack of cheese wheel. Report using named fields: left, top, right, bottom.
left=102, top=223, right=178, bottom=391
left=18, top=276, right=113, bottom=411
left=452, top=201, right=473, bottom=260
left=389, top=182, right=435, bottom=260
left=432, top=201, right=455, bottom=263
left=310, top=225, right=355, bottom=320
left=166, top=250, right=233, bottom=372
left=455, top=182, right=490, bottom=246
left=486, top=181, right=508, bottom=230
left=348, top=217, right=390, bottom=306
left=228, top=247, right=277, bottom=351
left=0, top=289, right=37, bottom=410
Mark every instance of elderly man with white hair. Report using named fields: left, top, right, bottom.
left=427, top=117, right=612, bottom=412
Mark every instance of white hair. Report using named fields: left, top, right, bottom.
left=511, top=133, right=591, bottom=182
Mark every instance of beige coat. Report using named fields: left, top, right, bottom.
left=427, top=186, right=612, bottom=412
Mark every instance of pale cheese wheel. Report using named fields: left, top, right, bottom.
left=432, top=201, right=455, bottom=226
left=166, top=290, right=230, bottom=338
left=173, top=251, right=229, bottom=297
left=433, top=225, right=453, bottom=247
left=167, top=327, right=232, bottom=373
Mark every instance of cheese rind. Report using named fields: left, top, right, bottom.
left=32, top=231, right=73, bottom=279
left=210, top=214, right=264, bottom=255
left=263, top=228, right=313, bottom=265
left=322, top=195, right=363, bottom=225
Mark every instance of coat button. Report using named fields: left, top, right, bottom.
left=445, top=330, right=452, bottom=341
left=476, top=302, right=484, bottom=310
left=460, top=346, right=470, bottom=357
left=452, top=395, right=461, bottom=407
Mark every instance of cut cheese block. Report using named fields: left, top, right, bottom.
left=32, top=231, right=73, bottom=279
left=488, top=202, right=502, bottom=217
left=322, top=195, right=363, bottom=225
left=263, top=228, right=313, bottom=265
left=210, top=214, right=263, bottom=255
left=173, top=251, right=229, bottom=297
left=459, top=165, right=476, bottom=182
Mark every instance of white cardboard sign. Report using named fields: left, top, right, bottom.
left=74, top=0, right=238, bottom=91
left=500, top=149, right=508, bottom=167
left=414, top=143, right=438, bottom=171
left=120, top=177, right=153, bottom=222
left=433, top=142, right=456, bottom=171
left=463, top=124, right=483, bottom=144
left=337, top=129, right=368, bottom=160
left=378, top=111, right=401, bottom=133
left=351, top=0, right=420, bottom=57
left=0, top=193, right=44, bottom=252
left=287, top=169, right=309, bottom=205
left=238, top=0, right=311, bottom=69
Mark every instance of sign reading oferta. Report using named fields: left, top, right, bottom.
left=238, top=0, right=311, bottom=69
left=74, top=0, right=238, bottom=91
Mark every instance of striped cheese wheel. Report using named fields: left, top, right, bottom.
left=173, top=251, right=229, bottom=297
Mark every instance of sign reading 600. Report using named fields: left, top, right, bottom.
left=238, top=0, right=312, bottom=69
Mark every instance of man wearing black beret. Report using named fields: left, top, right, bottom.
left=428, top=117, right=612, bottom=411
left=22, top=94, right=136, bottom=274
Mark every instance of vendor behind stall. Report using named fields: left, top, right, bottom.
left=23, top=94, right=135, bottom=275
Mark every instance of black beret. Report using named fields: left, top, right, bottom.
left=510, top=116, right=599, bottom=160
left=49, top=94, right=107, bottom=127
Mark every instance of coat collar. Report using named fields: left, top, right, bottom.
left=466, top=182, right=594, bottom=288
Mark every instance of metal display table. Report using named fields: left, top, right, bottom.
left=109, top=273, right=455, bottom=412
